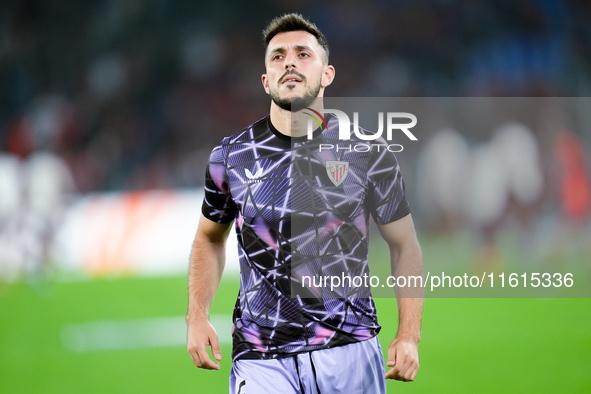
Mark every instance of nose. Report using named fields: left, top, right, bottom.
left=284, top=51, right=297, bottom=69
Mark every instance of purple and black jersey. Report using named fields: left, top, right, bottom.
left=202, top=115, right=410, bottom=361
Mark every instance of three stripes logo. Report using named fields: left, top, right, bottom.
left=326, top=160, right=349, bottom=186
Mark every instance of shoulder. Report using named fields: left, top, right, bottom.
left=208, top=116, right=270, bottom=161
left=219, top=116, right=269, bottom=146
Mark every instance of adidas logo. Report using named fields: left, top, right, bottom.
left=245, top=168, right=263, bottom=184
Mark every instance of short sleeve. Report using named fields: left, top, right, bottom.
left=201, top=142, right=237, bottom=223
left=366, top=148, right=411, bottom=225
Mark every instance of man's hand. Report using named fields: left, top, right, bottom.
left=384, top=337, right=419, bottom=381
left=187, top=319, right=222, bottom=370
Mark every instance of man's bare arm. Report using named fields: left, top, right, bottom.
left=186, top=214, right=233, bottom=370
left=377, top=214, right=424, bottom=382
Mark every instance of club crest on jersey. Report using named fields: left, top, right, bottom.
left=325, top=161, right=349, bottom=186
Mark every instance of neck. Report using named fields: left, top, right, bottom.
left=269, top=98, right=325, bottom=138
left=269, top=103, right=294, bottom=136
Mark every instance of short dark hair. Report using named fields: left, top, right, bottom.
left=262, top=13, right=329, bottom=63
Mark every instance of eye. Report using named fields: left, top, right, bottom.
left=299, top=52, right=310, bottom=58
left=272, top=54, right=284, bottom=61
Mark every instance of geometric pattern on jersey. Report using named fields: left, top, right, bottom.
left=202, top=115, right=410, bottom=361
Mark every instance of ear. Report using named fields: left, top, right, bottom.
left=321, top=65, right=335, bottom=88
left=261, top=73, right=270, bottom=94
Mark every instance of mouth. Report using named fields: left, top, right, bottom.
left=282, top=74, right=303, bottom=84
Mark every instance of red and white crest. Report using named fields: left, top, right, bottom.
left=325, top=160, right=349, bottom=186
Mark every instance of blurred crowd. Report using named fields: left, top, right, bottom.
left=1, top=0, right=591, bottom=191
left=1, top=0, right=590, bottom=279
left=416, top=121, right=590, bottom=267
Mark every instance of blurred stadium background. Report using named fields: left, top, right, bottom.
left=1, top=0, right=590, bottom=392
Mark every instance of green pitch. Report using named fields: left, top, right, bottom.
left=1, top=243, right=590, bottom=392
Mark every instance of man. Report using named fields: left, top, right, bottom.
left=187, top=13, right=423, bottom=393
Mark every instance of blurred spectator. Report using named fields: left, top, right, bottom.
left=0, top=148, right=75, bottom=281
left=0, top=152, right=21, bottom=280
left=555, top=131, right=590, bottom=222
left=416, top=128, right=470, bottom=232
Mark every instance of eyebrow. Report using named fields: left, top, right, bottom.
left=268, top=45, right=314, bottom=57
